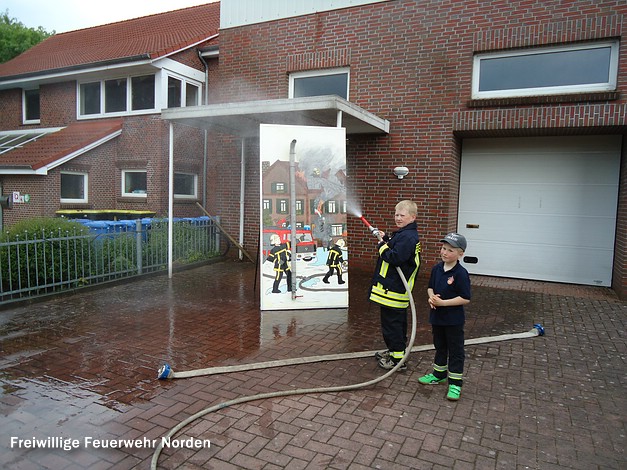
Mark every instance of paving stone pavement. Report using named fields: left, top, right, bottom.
left=0, top=259, right=625, bottom=469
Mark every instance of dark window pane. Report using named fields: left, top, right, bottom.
left=24, top=89, right=40, bottom=121
left=61, top=173, right=85, bottom=199
left=124, top=171, right=147, bottom=194
left=105, top=78, right=127, bottom=112
left=186, top=83, right=199, bottom=106
left=479, top=47, right=612, bottom=92
left=131, top=75, right=155, bottom=110
left=294, top=73, right=348, bottom=99
left=168, top=77, right=182, bottom=108
left=174, top=173, right=195, bottom=196
left=80, top=82, right=100, bottom=115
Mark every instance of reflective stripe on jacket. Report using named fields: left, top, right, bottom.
left=369, top=221, right=421, bottom=309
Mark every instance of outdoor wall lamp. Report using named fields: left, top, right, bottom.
left=393, top=166, right=409, bottom=179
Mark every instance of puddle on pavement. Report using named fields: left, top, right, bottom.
left=0, top=373, right=133, bottom=468
left=1, top=372, right=128, bottom=412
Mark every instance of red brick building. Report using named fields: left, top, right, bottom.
left=166, top=0, right=627, bottom=298
left=1, top=1, right=626, bottom=298
left=0, top=3, right=220, bottom=225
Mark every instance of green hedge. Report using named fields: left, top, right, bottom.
left=0, top=217, right=91, bottom=291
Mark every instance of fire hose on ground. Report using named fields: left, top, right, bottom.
left=151, top=216, right=545, bottom=469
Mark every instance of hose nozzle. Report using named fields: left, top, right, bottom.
left=360, top=215, right=381, bottom=240
left=157, top=363, right=174, bottom=380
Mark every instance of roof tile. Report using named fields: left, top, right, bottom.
left=0, top=3, right=220, bottom=79
left=0, top=119, right=123, bottom=171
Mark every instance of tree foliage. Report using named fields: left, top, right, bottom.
left=0, top=9, right=54, bottom=64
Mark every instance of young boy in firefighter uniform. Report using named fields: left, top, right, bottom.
left=370, top=200, right=421, bottom=370
left=266, top=234, right=292, bottom=293
left=419, top=232, right=471, bottom=401
left=322, top=238, right=346, bottom=284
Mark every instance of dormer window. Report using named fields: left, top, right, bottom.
left=167, top=76, right=201, bottom=108
left=79, top=74, right=156, bottom=117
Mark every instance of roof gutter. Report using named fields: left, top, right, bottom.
left=0, top=54, right=152, bottom=88
left=161, top=33, right=219, bottom=61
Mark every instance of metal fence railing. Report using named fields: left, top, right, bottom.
left=0, top=217, right=227, bottom=304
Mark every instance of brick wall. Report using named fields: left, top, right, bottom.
left=1, top=80, right=208, bottom=225
left=214, top=0, right=627, bottom=296
left=0, top=89, right=21, bottom=128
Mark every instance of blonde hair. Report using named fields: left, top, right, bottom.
left=395, top=200, right=417, bottom=217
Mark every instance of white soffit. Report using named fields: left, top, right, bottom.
left=161, top=95, right=390, bottom=137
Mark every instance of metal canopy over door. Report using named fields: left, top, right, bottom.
left=458, top=135, right=621, bottom=286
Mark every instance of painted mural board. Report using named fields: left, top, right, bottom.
left=259, top=124, right=348, bottom=311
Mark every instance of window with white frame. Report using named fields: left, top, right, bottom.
left=79, top=74, right=156, bottom=117
left=186, top=83, right=200, bottom=106
left=272, top=182, right=286, bottom=193
left=168, top=77, right=182, bottom=108
left=326, top=200, right=337, bottom=214
left=472, top=41, right=619, bottom=99
left=289, top=68, right=349, bottom=99
left=278, top=199, right=289, bottom=214
left=60, top=172, right=88, bottom=203
left=131, top=75, right=156, bottom=110
left=122, top=170, right=147, bottom=197
left=167, top=76, right=201, bottom=108
left=174, top=172, right=198, bottom=198
left=23, top=88, right=40, bottom=124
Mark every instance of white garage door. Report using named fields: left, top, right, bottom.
left=458, top=135, right=621, bottom=286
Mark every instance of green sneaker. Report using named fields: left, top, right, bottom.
left=418, top=373, right=446, bottom=385
left=447, top=384, right=461, bottom=401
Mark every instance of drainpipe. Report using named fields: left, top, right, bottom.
left=197, top=50, right=210, bottom=208
left=239, top=138, right=245, bottom=261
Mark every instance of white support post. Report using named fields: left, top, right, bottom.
left=168, top=123, right=174, bottom=278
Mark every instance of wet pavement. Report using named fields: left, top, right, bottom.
left=1, top=259, right=625, bottom=469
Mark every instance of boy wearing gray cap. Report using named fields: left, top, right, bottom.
left=418, top=232, right=471, bottom=401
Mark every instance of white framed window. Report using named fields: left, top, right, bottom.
left=472, top=41, right=619, bottom=99
left=60, top=172, right=88, bottom=203
left=295, top=199, right=303, bottom=215
left=278, top=199, right=289, bottom=214
left=122, top=170, right=147, bottom=197
left=23, top=88, right=40, bottom=124
left=289, top=68, right=349, bottom=99
left=79, top=74, right=156, bottom=117
left=331, top=224, right=344, bottom=237
left=272, top=182, right=286, bottom=193
left=326, top=200, right=337, bottom=214
left=166, top=76, right=201, bottom=108
left=174, top=172, right=198, bottom=199
left=186, top=82, right=200, bottom=106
